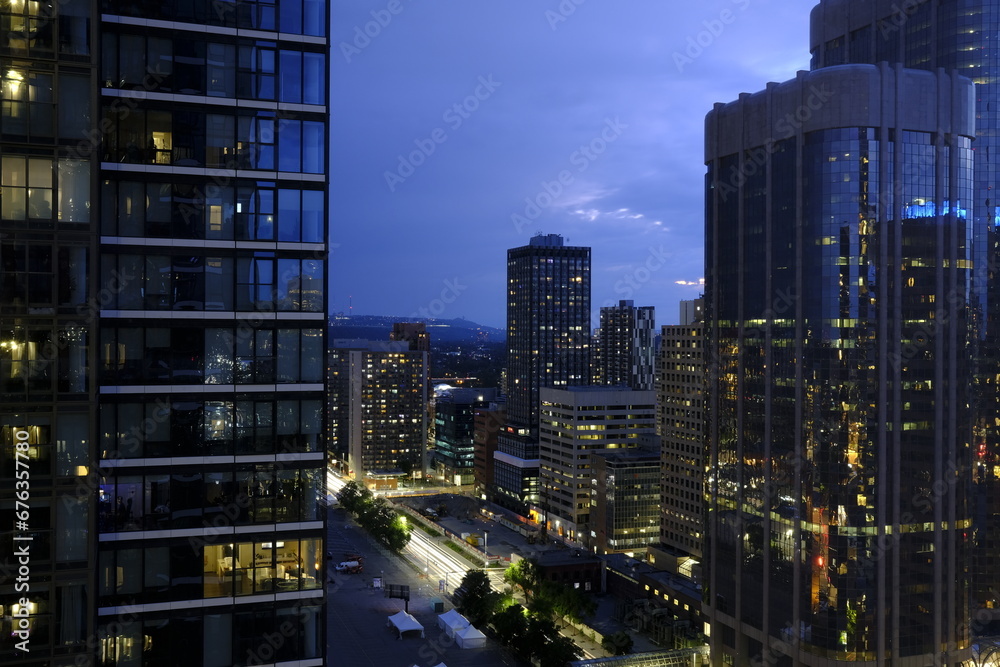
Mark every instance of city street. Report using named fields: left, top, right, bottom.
left=404, top=525, right=475, bottom=595
left=325, top=473, right=607, bottom=662
left=325, top=505, right=516, bottom=667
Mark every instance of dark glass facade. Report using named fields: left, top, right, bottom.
left=0, top=1, right=327, bottom=664
left=94, top=0, right=329, bottom=657
left=809, top=0, right=1000, bottom=628
left=505, top=234, right=591, bottom=429
left=0, top=0, right=96, bottom=663
left=706, top=67, right=975, bottom=665
left=433, top=388, right=497, bottom=485
left=590, top=446, right=661, bottom=555
left=495, top=234, right=590, bottom=514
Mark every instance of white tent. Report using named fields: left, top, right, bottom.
left=455, top=625, right=487, bottom=649
left=387, top=610, right=424, bottom=639
left=437, top=609, right=470, bottom=637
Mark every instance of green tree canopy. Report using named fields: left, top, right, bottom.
left=540, top=579, right=597, bottom=624
left=336, top=482, right=410, bottom=552
left=455, top=569, right=505, bottom=626
left=503, top=558, right=540, bottom=600
left=336, top=481, right=369, bottom=513
left=537, top=633, right=583, bottom=667
left=491, top=604, right=529, bottom=648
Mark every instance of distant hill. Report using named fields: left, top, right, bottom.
left=329, top=315, right=505, bottom=344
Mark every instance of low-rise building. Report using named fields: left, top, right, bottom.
left=432, top=386, right=498, bottom=485
left=590, top=440, right=661, bottom=556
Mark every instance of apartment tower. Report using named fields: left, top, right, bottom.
left=0, top=1, right=330, bottom=664
left=594, top=299, right=656, bottom=390
left=329, top=340, right=428, bottom=484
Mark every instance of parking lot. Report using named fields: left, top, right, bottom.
left=325, top=507, right=517, bottom=667
left=433, top=511, right=568, bottom=562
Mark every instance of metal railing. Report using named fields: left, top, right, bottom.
left=571, top=646, right=709, bottom=667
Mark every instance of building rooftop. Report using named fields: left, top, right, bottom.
left=535, top=549, right=603, bottom=568
left=563, top=385, right=640, bottom=393
left=528, top=233, right=565, bottom=247
left=332, top=339, right=412, bottom=352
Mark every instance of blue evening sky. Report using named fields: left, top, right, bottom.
left=330, top=0, right=814, bottom=329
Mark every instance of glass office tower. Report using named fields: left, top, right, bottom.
left=809, top=0, right=1000, bottom=628
left=495, top=234, right=590, bottom=515
left=705, top=66, right=975, bottom=665
left=0, top=1, right=328, bottom=665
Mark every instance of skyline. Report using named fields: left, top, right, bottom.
left=330, top=0, right=814, bottom=329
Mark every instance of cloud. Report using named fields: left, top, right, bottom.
left=330, top=0, right=811, bottom=327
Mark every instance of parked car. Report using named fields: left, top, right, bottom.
left=335, top=560, right=363, bottom=574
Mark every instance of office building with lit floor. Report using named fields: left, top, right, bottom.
left=808, top=0, right=1000, bottom=631
left=590, top=440, right=661, bottom=556
left=537, top=386, right=655, bottom=542
left=494, top=233, right=590, bottom=515
left=432, top=386, right=498, bottom=486
left=657, top=320, right=705, bottom=563
left=705, top=65, right=975, bottom=665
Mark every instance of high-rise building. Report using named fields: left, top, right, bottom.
left=0, top=2, right=329, bottom=665
left=537, top=386, right=655, bottom=542
left=657, top=321, right=705, bottom=561
left=705, top=64, right=975, bottom=666
left=494, top=233, right=590, bottom=514
left=390, top=321, right=431, bottom=352
left=590, top=438, right=661, bottom=557
left=679, top=297, right=704, bottom=326
left=329, top=340, right=428, bottom=484
left=0, top=3, right=97, bottom=662
left=808, top=0, right=1000, bottom=627
left=432, top=386, right=497, bottom=485
left=593, top=299, right=656, bottom=390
